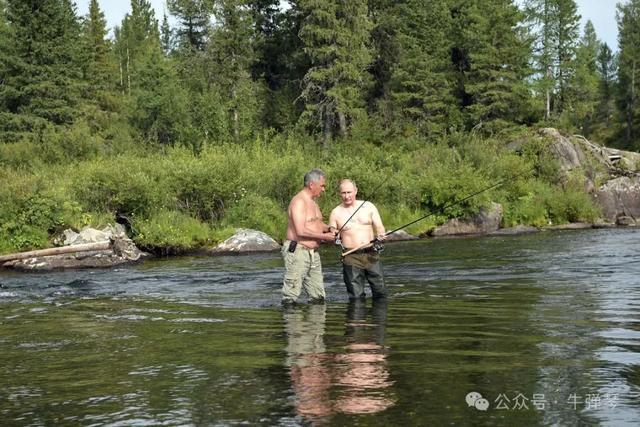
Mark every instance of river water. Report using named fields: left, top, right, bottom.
left=1, top=229, right=639, bottom=426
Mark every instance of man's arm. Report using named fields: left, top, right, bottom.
left=328, top=208, right=339, bottom=233
left=370, top=204, right=386, bottom=239
left=291, top=198, right=335, bottom=241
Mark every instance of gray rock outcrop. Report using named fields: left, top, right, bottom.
left=430, top=202, right=503, bottom=237
left=384, top=230, right=419, bottom=241
left=521, top=129, right=640, bottom=225
left=209, top=228, right=281, bottom=254
left=593, top=176, right=640, bottom=225
left=4, top=225, right=147, bottom=271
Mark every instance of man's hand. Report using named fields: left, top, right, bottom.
left=320, top=231, right=337, bottom=241
left=375, top=233, right=387, bottom=242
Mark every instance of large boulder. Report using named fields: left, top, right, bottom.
left=384, top=229, right=419, bottom=241
left=593, top=176, right=640, bottom=225
left=540, top=128, right=586, bottom=172
left=209, top=228, right=281, bottom=254
left=56, top=224, right=128, bottom=246
left=430, top=202, right=503, bottom=237
left=4, top=225, right=147, bottom=271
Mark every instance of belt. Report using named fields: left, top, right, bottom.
left=286, top=240, right=317, bottom=252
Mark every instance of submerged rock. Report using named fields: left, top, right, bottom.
left=209, top=228, right=281, bottom=254
left=490, top=225, right=539, bottom=236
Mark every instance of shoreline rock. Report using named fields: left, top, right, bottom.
left=208, top=228, right=281, bottom=255
left=2, top=225, right=148, bottom=271
left=429, top=202, right=503, bottom=237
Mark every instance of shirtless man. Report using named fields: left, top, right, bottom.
left=282, top=169, right=337, bottom=304
left=329, top=179, right=387, bottom=300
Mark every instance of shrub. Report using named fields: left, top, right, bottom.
left=222, top=193, right=287, bottom=239
left=133, top=210, right=214, bottom=252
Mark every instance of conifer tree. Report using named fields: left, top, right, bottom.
left=161, top=13, right=173, bottom=54
left=570, top=20, right=600, bottom=135
left=554, top=0, right=580, bottom=113
left=250, top=0, right=308, bottom=130
left=0, top=0, right=83, bottom=140
left=597, top=43, right=617, bottom=103
left=207, top=0, right=261, bottom=140
left=82, top=0, right=113, bottom=93
left=298, top=0, right=373, bottom=145
left=454, top=0, right=532, bottom=132
left=524, top=0, right=580, bottom=119
left=616, top=0, right=640, bottom=148
left=384, top=0, right=455, bottom=136
left=168, top=0, right=213, bottom=51
left=113, top=0, right=161, bottom=94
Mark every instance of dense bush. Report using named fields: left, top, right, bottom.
left=0, top=128, right=605, bottom=254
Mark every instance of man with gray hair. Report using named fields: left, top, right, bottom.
left=282, top=168, right=337, bottom=304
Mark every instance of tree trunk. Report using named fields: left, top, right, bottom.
left=628, top=59, right=636, bottom=144
left=232, top=86, right=239, bottom=140
left=0, top=241, right=112, bottom=264
left=338, top=110, right=347, bottom=137
left=322, top=107, right=332, bottom=148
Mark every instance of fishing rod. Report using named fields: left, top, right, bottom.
left=341, top=170, right=529, bottom=256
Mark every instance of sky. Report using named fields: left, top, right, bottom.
left=75, top=0, right=621, bottom=51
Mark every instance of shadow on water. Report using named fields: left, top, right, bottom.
left=1, top=229, right=640, bottom=425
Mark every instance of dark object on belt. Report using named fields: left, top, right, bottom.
left=288, top=241, right=298, bottom=252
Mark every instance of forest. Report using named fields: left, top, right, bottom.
left=0, top=0, right=639, bottom=254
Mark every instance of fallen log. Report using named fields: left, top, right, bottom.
left=0, top=241, right=112, bottom=264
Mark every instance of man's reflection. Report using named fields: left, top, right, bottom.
left=334, top=299, right=395, bottom=414
left=283, top=300, right=394, bottom=421
left=284, top=304, right=332, bottom=419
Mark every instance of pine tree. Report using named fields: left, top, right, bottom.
left=616, top=0, right=640, bottom=148
left=167, top=0, right=212, bottom=51
left=298, top=0, right=373, bottom=145
left=129, top=49, right=192, bottom=145
left=590, top=42, right=617, bottom=142
left=208, top=0, right=261, bottom=140
left=0, top=0, right=84, bottom=140
left=597, top=43, right=616, bottom=103
left=570, top=20, right=600, bottom=135
left=383, top=0, right=454, bottom=137
left=454, top=0, right=532, bottom=132
left=161, top=13, right=173, bottom=54
left=113, top=0, right=161, bottom=94
left=524, top=0, right=581, bottom=119
left=554, top=0, right=580, bottom=113
left=250, top=0, right=308, bottom=130
left=82, top=0, right=113, bottom=93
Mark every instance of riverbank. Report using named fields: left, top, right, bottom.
left=1, top=127, right=638, bottom=260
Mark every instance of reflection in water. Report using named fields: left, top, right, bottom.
left=335, top=299, right=394, bottom=414
left=284, top=304, right=332, bottom=418
left=283, top=301, right=394, bottom=422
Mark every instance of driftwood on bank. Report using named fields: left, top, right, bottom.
left=0, top=241, right=112, bottom=264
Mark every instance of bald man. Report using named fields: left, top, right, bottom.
left=329, top=179, right=387, bottom=300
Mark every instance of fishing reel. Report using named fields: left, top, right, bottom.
left=372, top=239, right=385, bottom=253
